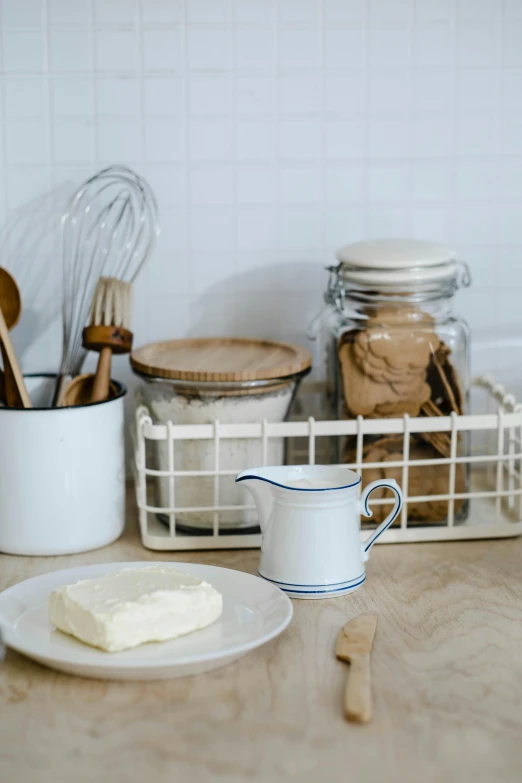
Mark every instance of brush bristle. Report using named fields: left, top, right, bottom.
left=88, top=277, right=132, bottom=328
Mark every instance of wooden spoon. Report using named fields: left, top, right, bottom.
left=61, top=373, right=119, bottom=407
left=0, top=268, right=31, bottom=408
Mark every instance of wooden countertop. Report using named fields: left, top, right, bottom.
left=1, top=502, right=522, bottom=783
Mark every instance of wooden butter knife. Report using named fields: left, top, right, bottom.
left=336, top=612, right=378, bottom=724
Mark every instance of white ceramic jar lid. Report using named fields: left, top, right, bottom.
left=335, top=238, right=462, bottom=287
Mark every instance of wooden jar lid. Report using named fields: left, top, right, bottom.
left=130, top=337, right=312, bottom=383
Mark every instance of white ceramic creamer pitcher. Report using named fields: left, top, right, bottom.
left=236, top=465, right=402, bottom=599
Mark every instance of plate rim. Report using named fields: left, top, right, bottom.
left=0, top=561, right=293, bottom=669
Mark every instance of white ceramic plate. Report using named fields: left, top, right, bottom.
left=0, top=562, right=293, bottom=680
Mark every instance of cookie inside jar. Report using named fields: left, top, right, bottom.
left=321, top=239, right=471, bottom=527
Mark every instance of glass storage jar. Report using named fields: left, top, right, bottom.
left=131, top=337, right=311, bottom=533
left=318, top=238, right=472, bottom=526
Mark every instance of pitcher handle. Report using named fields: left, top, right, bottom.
left=358, top=479, right=402, bottom=562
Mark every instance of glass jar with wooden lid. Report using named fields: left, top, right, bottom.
left=131, top=337, right=311, bottom=533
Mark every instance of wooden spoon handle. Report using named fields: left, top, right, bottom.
left=1, top=344, right=23, bottom=407
left=0, top=305, right=31, bottom=408
left=344, top=655, right=372, bottom=724
left=91, top=346, right=112, bottom=403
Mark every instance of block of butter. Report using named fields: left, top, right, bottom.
left=48, top=566, right=223, bottom=652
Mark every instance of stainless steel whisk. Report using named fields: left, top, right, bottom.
left=52, top=165, right=159, bottom=405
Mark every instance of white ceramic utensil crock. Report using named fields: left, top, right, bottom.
left=0, top=375, right=126, bottom=556
left=236, top=465, right=402, bottom=599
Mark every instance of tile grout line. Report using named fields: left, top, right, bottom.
left=229, top=0, right=240, bottom=329
left=318, top=0, right=328, bottom=261
left=90, top=0, right=98, bottom=166
left=41, top=0, right=53, bottom=199
left=360, top=0, right=371, bottom=236
left=180, top=0, right=193, bottom=328
left=137, top=0, right=146, bottom=165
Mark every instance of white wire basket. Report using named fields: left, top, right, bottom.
left=133, top=376, right=522, bottom=550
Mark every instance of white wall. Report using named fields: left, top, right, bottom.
left=1, top=0, right=522, bottom=395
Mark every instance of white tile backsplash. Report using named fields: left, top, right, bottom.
left=501, top=158, right=522, bottom=200
left=413, top=162, right=451, bottom=201
left=52, top=120, right=95, bottom=164
left=324, top=72, right=365, bottom=114
left=279, top=74, right=322, bottom=114
left=190, top=207, right=236, bottom=251
left=0, top=0, right=520, bottom=386
left=369, top=26, right=412, bottom=67
left=235, top=27, right=275, bottom=71
left=505, top=21, right=522, bottom=67
left=457, top=21, right=500, bottom=67
left=415, top=0, right=453, bottom=22
left=51, top=78, right=94, bottom=118
left=280, top=206, right=322, bottom=249
left=140, top=0, right=182, bottom=24
left=143, top=29, right=181, bottom=72
left=189, top=165, right=235, bottom=205
left=49, top=0, right=91, bottom=26
left=368, top=163, right=409, bottom=201
left=281, top=167, right=321, bottom=204
left=188, top=74, right=232, bottom=114
left=501, top=113, right=522, bottom=155
left=4, top=78, right=46, bottom=118
left=278, top=29, right=321, bottom=70
left=2, top=30, right=45, bottom=73
left=97, top=77, right=141, bottom=116
left=233, top=0, right=275, bottom=24
left=412, top=114, right=452, bottom=157
left=325, top=119, right=364, bottom=158
left=5, top=166, right=50, bottom=210
left=279, top=0, right=320, bottom=25
left=237, top=120, right=276, bottom=160
left=413, top=23, right=454, bottom=66
left=187, top=28, right=229, bottom=71
left=369, top=117, right=410, bottom=157
left=94, top=0, right=138, bottom=26
left=413, top=68, right=454, bottom=112
left=324, top=0, right=365, bottom=23
left=325, top=206, right=365, bottom=248
left=236, top=75, right=274, bottom=114
left=143, top=76, right=182, bottom=115
left=237, top=207, right=278, bottom=251
left=95, top=29, right=138, bottom=72
left=237, top=166, right=276, bottom=203
left=97, top=120, right=142, bottom=162
left=325, top=163, right=364, bottom=201
left=279, top=120, right=322, bottom=159
left=187, top=0, right=229, bottom=25
left=368, top=69, right=412, bottom=113
left=457, top=69, right=500, bottom=111
left=2, top=0, right=44, bottom=27
left=189, top=120, right=233, bottom=160
left=456, top=112, right=499, bottom=155
left=50, top=28, right=92, bottom=72
left=5, top=120, right=49, bottom=165
left=324, top=28, right=365, bottom=69
left=144, top=117, right=183, bottom=161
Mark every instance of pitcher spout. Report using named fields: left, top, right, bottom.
left=235, top=470, right=274, bottom=533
